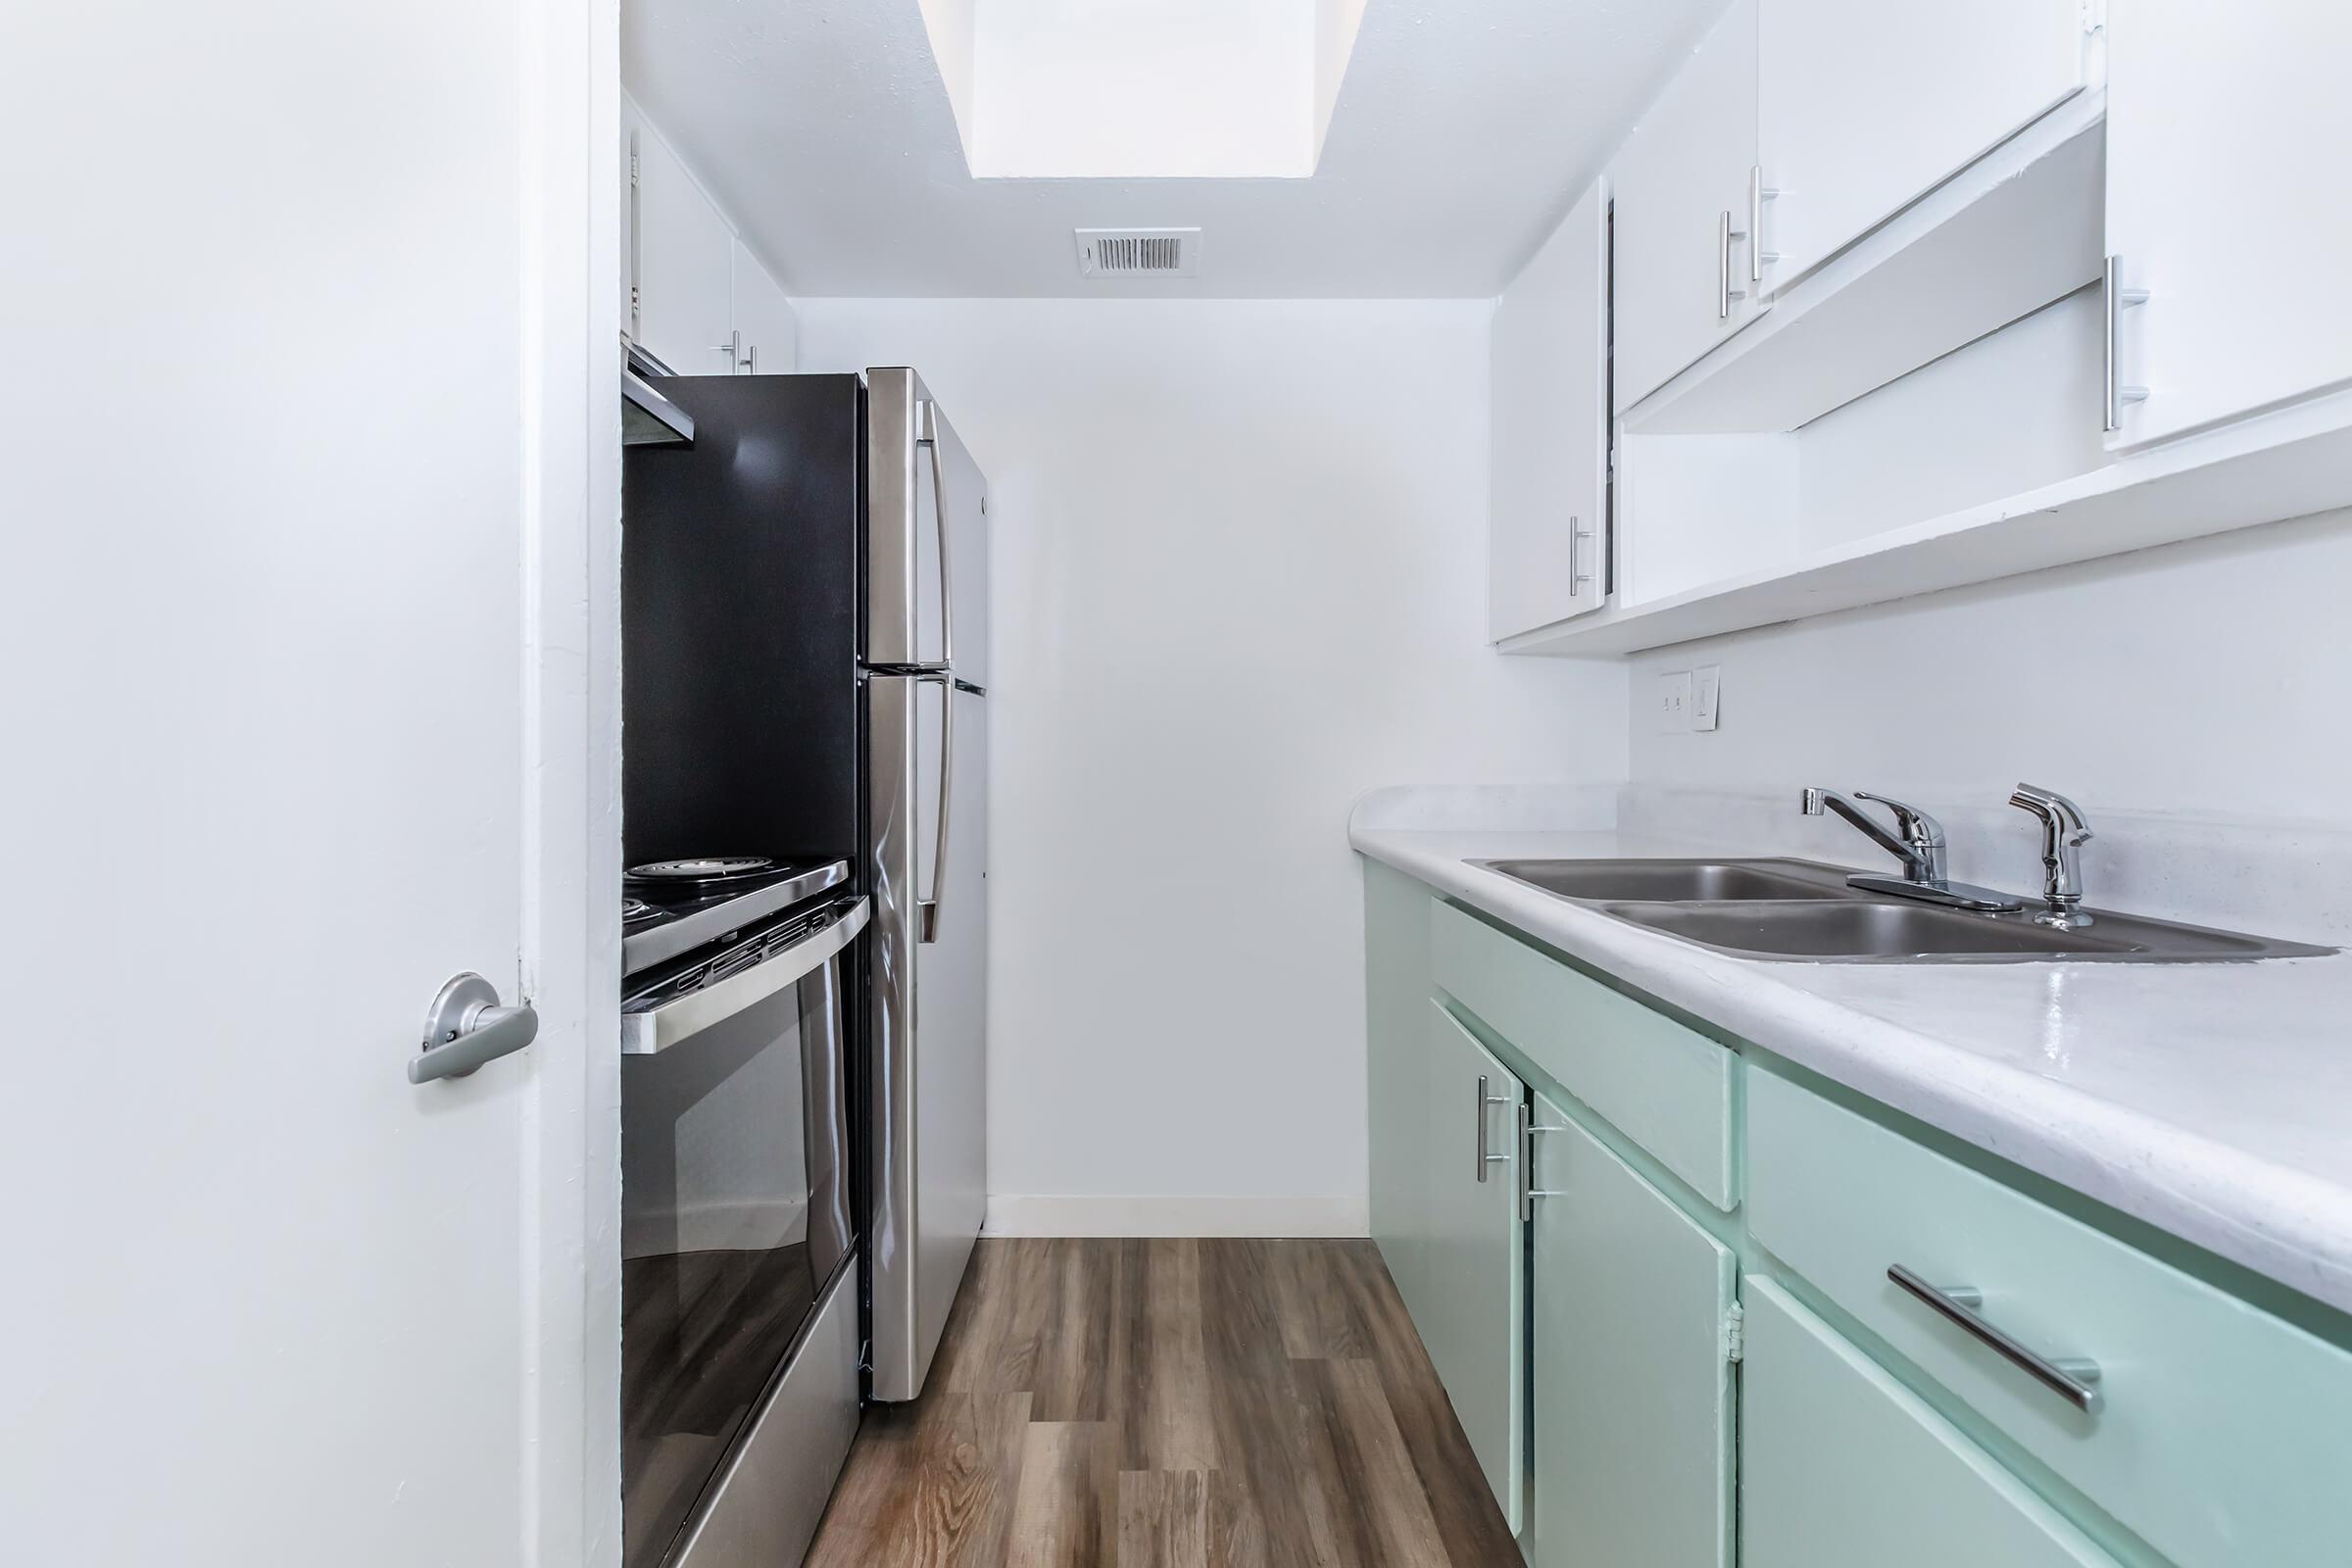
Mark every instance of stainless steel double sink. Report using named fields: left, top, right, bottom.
left=1474, top=858, right=2331, bottom=963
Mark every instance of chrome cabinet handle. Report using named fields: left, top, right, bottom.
left=1718, top=211, right=1749, bottom=319
left=1718, top=210, right=1732, bottom=319
left=411, top=972, right=538, bottom=1084
left=710, top=329, right=742, bottom=370
left=1568, top=515, right=1596, bottom=597
left=918, top=672, right=954, bottom=943
left=1519, top=1102, right=1569, bottom=1220
left=1887, top=1264, right=2104, bottom=1413
left=915, top=399, right=956, bottom=669
left=2102, top=256, right=2150, bottom=432
left=1474, top=1074, right=1511, bottom=1183
left=1748, top=166, right=1764, bottom=283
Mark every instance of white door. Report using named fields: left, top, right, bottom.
left=2106, top=0, right=2352, bottom=447
left=1759, top=0, right=2085, bottom=286
left=635, top=118, right=739, bottom=374
left=7, top=4, right=612, bottom=1565
left=1613, top=0, right=1765, bottom=413
left=732, top=238, right=801, bottom=375
left=1491, top=176, right=1611, bottom=641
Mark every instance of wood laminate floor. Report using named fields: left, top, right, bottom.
left=804, top=1238, right=1520, bottom=1567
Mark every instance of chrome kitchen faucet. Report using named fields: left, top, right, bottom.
left=1800, top=787, right=2026, bottom=912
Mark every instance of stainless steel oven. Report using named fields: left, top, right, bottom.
left=619, top=890, right=867, bottom=1568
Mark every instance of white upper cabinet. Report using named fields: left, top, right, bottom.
left=631, top=120, right=736, bottom=375
left=2106, top=0, right=2352, bottom=447
left=621, top=102, right=641, bottom=342
left=1613, top=0, right=1764, bottom=414
left=731, top=239, right=798, bottom=375
left=1490, top=177, right=1610, bottom=642
left=1758, top=0, right=2087, bottom=288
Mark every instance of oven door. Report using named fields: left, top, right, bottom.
left=618, top=897, right=866, bottom=1568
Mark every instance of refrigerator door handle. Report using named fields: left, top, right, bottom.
left=915, top=400, right=956, bottom=670
left=918, top=672, right=954, bottom=944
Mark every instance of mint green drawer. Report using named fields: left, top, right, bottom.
left=1430, top=902, right=1736, bottom=1210
left=1742, top=1278, right=2121, bottom=1568
left=1749, top=1068, right=2352, bottom=1568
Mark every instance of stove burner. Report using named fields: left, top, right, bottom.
left=627, top=856, right=777, bottom=885
left=621, top=897, right=660, bottom=923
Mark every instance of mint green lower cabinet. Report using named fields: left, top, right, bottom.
left=1362, top=860, right=1434, bottom=1324
left=1741, top=1278, right=2121, bottom=1568
left=1424, top=1002, right=1526, bottom=1534
left=1748, top=1066, right=2352, bottom=1568
left=1526, top=1091, right=1735, bottom=1568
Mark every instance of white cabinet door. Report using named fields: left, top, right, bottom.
left=1759, top=0, right=2085, bottom=286
left=633, top=122, right=736, bottom=375
left=622, top=99, right=641, bottom=342
left=1423, top=1004, right=1526, bottom=1534
left=1613, top=0, right=1764, bottom=413
left=731, top=239, right=798, bottom=375
left=2106, top=0, right=2352, bottom=447
left=1490, top=177, right=1609, bottom=641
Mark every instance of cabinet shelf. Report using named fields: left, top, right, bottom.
left=1503, top=384, right=2352, bottom=657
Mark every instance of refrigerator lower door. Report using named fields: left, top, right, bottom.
left=866, top=673, right=989, bottom=1401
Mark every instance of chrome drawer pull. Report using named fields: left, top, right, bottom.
left=1887, top=1264, right=2104, bottom=1414
left=1519, top=1102, right=1569, bottom=1221
left=1475, top=1073, right=1511, bottom=1182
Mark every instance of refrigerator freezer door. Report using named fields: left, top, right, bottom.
left=865, top=368, right=990, bottom=688
left=867, top=674, right=990, bottom=1402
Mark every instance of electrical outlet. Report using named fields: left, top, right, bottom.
left=1693, top=665, right=1721, bottom=732
left=1654, top=670, right=1693, bottom=733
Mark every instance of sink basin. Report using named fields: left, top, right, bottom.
left=1603, top=900, right=2129, bottom=959
left=1477, top=858, right=1849, bottom=903
left=1473, top=857, right=2332, bottom=963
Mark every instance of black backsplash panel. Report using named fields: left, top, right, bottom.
left=621, top=373, right=863, bottom=870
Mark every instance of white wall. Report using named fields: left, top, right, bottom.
left=802, top=298, right=1626, bottom=1235
left=1628, top=507, right=2352, bottom=937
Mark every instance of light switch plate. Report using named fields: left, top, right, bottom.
left=1654, top=670, right=1693, bottom=733
left=1693, top=665, right=1721, bottom=732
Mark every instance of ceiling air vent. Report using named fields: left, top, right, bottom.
left=1075, top=227, right=1201, bottom=279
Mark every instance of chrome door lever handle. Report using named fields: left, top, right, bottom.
left=411, top=972, right=538, bottom=1084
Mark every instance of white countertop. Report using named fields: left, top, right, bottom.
left=1351, top=810, right=2352, bottom=1317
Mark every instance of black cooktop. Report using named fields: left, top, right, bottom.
left=620, top=858, right=850, bottom=978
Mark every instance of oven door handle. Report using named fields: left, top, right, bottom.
left=620, top=899, right=868, bottom=1055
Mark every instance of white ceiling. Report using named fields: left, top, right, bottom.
left=622, top=0, right=1730, bottom=299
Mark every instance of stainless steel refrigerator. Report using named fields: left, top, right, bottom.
left=861, top=368, right=990, bottom=1403
left=616, top=362, right=988, bottom=1568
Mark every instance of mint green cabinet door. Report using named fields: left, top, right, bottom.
left=1362, top=861, right=1433, bottom=1324
left=1526, top=1093, right=1734, bottom=1568
left=1741, top=1278, right=2120, bottom=1568
left=1424, top=1002, right=1526, bottom=1535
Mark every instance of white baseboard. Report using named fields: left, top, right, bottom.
left=982, top=1193, right=1369, bottom=1239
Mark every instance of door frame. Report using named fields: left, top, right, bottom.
left=523, top=0, right=624, bottom=1560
